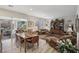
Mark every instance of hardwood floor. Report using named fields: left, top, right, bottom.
left=2, top=37, right=57, bottom=53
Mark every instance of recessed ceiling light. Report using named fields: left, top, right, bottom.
left=8, top=5, right=14, bottom=7
left=29, top=9, right=32, bottom=11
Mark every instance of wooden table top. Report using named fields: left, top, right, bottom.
left=16, top=32, right=38, bottom=39
left=16, top=32, right=39, bottom=53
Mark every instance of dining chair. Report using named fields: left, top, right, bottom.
left=15, top=34, right=24, bottom=52
left=31, top=36, right=39, bottom=47
left=19, top=36, right=25, bottom=52
left=26, top=36, right=39, bottom=51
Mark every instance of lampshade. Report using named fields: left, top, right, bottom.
left=69, top=24, right=72, bottom=27
left=67, top=27, right=73, bottom=32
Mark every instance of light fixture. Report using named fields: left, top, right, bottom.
left=67, top=24, right=73, bottom=35
left=8, top=5, right=14, bottom=7
left=29, top=9, right=32, bottom=11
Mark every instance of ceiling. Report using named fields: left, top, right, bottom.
left=0, top=5, right=77, bottom=19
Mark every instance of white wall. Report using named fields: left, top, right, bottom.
left=77, top=6, right=79, bottom=16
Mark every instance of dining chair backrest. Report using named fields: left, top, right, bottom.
left=31, top=36, right=39, bottom=43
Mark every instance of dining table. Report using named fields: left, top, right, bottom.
left=16, top=32, right=38, bottom=53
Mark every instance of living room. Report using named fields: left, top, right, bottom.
left=0, top=5, right=79, bottom=53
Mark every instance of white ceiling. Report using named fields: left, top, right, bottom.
left=0, top=5, right=77, bottom=19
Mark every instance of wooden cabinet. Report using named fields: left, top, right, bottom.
left=50, top=19, right=64, bottom=34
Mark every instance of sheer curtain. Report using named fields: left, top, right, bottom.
left=76, top=15, right=79, bottom=49
left=75, top=15, right=79, bottom=32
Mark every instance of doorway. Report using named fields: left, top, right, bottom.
left=0, top=18, right=28, bottom=52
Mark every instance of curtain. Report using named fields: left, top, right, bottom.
left=75, top=15, right=79, bottom=32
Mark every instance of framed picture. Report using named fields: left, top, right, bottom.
left=28, top=21, right=34, bottom=27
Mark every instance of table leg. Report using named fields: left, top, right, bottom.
left=37, top=41, right=39, bottom=48
left=24, top=39, right=26, bottom=53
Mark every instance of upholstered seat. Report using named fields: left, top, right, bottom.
left=50, top=29, right=65, bottom=35
left=45, top=36, right=59, bottom=49
left=26, top=36, right=39, bottom=47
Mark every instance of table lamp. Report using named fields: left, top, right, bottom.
left=67, top=24, right=73, bottom=35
